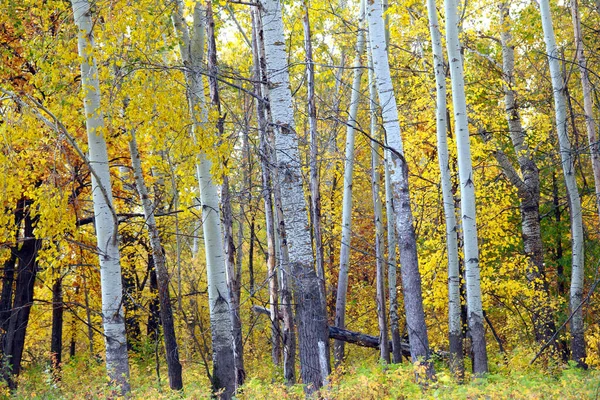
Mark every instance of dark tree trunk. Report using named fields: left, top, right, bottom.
left=51, top=275, right=64, bottom=376
left=2, top=205, right=41, bottom=388
left=147, top=256, right=160, bottom=341
left=0, top=204, right=24, bottom=334
left=69, top=316, right=76, bottom=359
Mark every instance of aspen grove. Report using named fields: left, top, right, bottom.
left=2, top=0, right=600, bottom=398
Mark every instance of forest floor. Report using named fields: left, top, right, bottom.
left=3, top=348, right=599, bottom=399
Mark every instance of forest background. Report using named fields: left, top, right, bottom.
left=1, top=0, right=600, bottom=398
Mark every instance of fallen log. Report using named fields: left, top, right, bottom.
left=252, top=305, right=411, bottom=357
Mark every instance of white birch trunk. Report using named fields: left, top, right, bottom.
left=379, top=0, right=402, bottom=364
left=368, top=46, right=390, bottom=364
left=70, top=0, right=130, bottom=393
left=444, top=0, right=488, bottom=374
left=260, top=0, right=330, bottom=392
left=334, top=0, right=366, bottom=365
left=251, top=8, right=282, bottom=369
left=172, top=2, right=236, bottom=396
left=426, top=0, right=463, bottom=377
left=539, top=0, right=586, bottom=366
left=384, top=156, right=402, bottom=363
left=367, top=0, right=433, bottom=375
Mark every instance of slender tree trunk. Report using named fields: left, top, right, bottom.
left=538, top=0, right=586, bottom=367
left=334, top=0, right=366, bottom=365
left=70, top=0, right=130, bottom=391
left=426, top=0, right=463, bottom=377
left=496, top=4, right=557, bottom=346
left=367, top=47, right=390, bottom=364
left=2, top=207, right=41, bottom=388
left=367, top=0, right=433, bottom=377
left=147, top=256, right=160, bottom=341
left=381, top=2, right=400, bottom=363
left=205, top=3, right=245, bottom=385
left=571, top=0, right=600, bottom=227
left=51, top=274, right=64, bottom=378
left=251, top=8, right=281, bottom=368
left=172, top=2, right=236, bottom=396
left=303, top=0, right=326, bottom=301
left=255, top=7, right=295, bottom=380
left=260, top=0, right=330, bottom=392
left=0, top=205, right=21, bottom=337
left=444, top=0, right=488, bottom=374
left=384, top=147, right=402, bottom=364
left=69, top=315, right=76, bottom=359
left=129, top=131, right=183, bottom=390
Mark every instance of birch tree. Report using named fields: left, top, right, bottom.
left=368, top=44, right=390, bottom=364
left=172, top=1, right=237, bottom=395
left=129, top=131, right=183, bottom=390
left=260, top=0, right=330, bottom=392
left=251, top=8, right=281, bottom=368
left=538, top=0, right=586, bottom=366
left=426, top=0, right=463, bottom=376
left=70, top=0, right=130, bottom=393
left=366, top=0, right=433, bottom=375
left=335, top=0, right=366, bottom=365
left=205, top=2, right=245, bottom=384
left=443, top=0, right=488, bottom=374
left=493, top=3, right=556, bottom=346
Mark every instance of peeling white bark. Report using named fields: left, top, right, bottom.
left=70, top=0, right=130, bottom=393
left=426, top=0, right=463, bottom=376
left=366, top=0, right=432, bottom=374
left=172, top=1, right=236, bottom=396
left=444, top=0, right=488, bottom=374
left=539, top=0, right=586, bottom=365
left=260, top=0, right=329, bottom=392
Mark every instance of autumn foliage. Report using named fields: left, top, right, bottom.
left=1, top=0, right=600, bottom=398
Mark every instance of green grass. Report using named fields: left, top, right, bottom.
left=3, top=349, right=599, bottom=399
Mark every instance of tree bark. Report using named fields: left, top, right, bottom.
left=367, top=45, right=390, bottom=364
left=51, top=274, right=64, bottom=378
left=334, top=0, right=366, bottom=365
left=384, top=145, right=402, bottom=364
left=538, top=0, right=586, bottom=367
left=1, top=206, right=41, bottom=388
left=444, top=0, right=488, bottom=375
left=251, top=7, right=281, bottom=368
left=496, top=3, right=557, bottom=347
left=426, top=0, right=464, bottom=377
left=260, top=0, right=330, bottom=392
left=205, top=2, right=245, bottom=386
left=367, top=0, right=434, bottom=377
left=172, top=2, right=237, bottom=395
left=303, top=3, right=326, bottom=295
left=70, top=0, right=130, bottom=392
left=571, top=0, right=600, bottom=227
left=129, top=131, right=183, bottom=390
